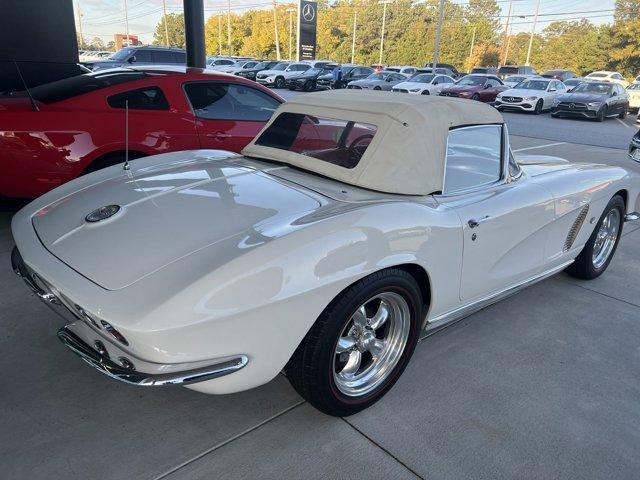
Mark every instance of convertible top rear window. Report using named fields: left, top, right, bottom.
left=255, top=112, right=377, bottom=169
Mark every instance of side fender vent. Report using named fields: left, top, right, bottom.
left=564, top=204, right=589, bottom=252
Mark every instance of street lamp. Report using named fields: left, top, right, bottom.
left=378, top=0, right=393, bottom=66
left=286, top=7, right=295, bottom=61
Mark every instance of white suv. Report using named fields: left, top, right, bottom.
left=585, top=71, right=629, bottom=88
left=256, top=62, right=311, bottom=88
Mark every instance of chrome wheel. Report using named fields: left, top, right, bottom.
left=592, top=208, right=620, bottom=269
left=333, top=292, right=410, bottom=397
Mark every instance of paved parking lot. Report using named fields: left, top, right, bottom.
left=2, top=129, right=640, bottom=479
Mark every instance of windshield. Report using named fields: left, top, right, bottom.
left=498, top=67, right=518, bottom=74
left=255, top=112, right=377, bottom=170
left=366, top=72, right=389, bottom=80
left=254, top=61, right=270, bottom=69
left=506, top=76, right=526, bottom=83
left=564, top=79, right=582, bottom=86
left=586, top=72, right=607, bottom=78
left=305, top=68, right=322, bottom=75
left=409, top=74, right=434, bottom=83
left=109, top=48, right=133, bottom=61
left=457, top=75, right=486, bottom=86
left=272, top=62, right=289, bottom=71
left=232, top=60, right=248, bottom=67
left=627, top=84, right=640, bottom=90
left=517, top=79, right=549, bottom=91
left=572, top=82, right=612, bottom=94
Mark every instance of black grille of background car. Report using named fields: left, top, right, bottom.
left=317, top=79, right=330, bottom=86
left=558, top=102, right=588, bottom=111
left=256, top=73, right=268, bottom=79
left=501, top=96, right=523, bottom=103
left=348, top=85, right=362, bottom=89
left=393, top=89, right=408, bottom=93
left=440, top=92, right=459, bottom=97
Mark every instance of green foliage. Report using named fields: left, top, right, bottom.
left=150, top=0, right=639, bottom=78
left=153, top=13, right=185, bottom=48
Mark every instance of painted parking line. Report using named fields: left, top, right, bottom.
left=513, top=142, right=566, bottom=153
left=616, top=117, right=631, bottom=128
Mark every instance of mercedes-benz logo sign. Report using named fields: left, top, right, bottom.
left=569, top=103, right=575, bottom=109
left=302, top=3, right=316, bottom=22
left=85, top=205, right=121, bottom=223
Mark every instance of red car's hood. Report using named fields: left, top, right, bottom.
left=444, top=85, right=482, bottom=93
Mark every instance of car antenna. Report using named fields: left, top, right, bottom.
left=14, top=60, right=39, bottom=112
left=123, top=99, right=130, bottom=171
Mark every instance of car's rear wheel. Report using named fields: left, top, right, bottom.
left=566, top=195, right=625, bottom=280
left=534, top=99, right=543, bottom=114
left=471, top=93, right=480, bottom=101
left=275, top=76, right=285, bottom=88
left=285, top=268, right=422, bottom=417
left=421, top=90, right=430, bottom=95
left=373, top=86, right=381, bottom=90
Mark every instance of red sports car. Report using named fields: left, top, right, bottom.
left=439, top=74, right=508, bottom=103
left=0, top=66, right=283, bottom=198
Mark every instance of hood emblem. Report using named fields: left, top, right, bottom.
left=85, top=205, right=120, bottom=223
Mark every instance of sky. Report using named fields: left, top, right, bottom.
left=75, top=0, right=617, bottom=46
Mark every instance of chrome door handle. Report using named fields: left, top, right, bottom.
left=467, top=215, right=490, bottom=228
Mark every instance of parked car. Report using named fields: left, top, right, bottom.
left=256, top=62, right=312, bottom=88
left=495, top=77, right=567, bottom=114
left=85, top=46, right=186, bottom=71
left=370, top=64, right=386, bottom=72
left=626, top=83, right=640, bottom=112
left=12, top=90, right=639, bottom=417
left=316, top=65, right=375, bottom=89
left=346, top=71, right=408, bottom=90
left=440, top=74, right=508, bottom=102
left=0, top=66, right=283, bottom=198
left=207, top=57, right=236, bottom=68
left=424, top=62, right=460, bottom=77
left=304, top=60, right=336, bottom=69
left=551, top=81, right=630, bottom=121
left=471, top=67, right=498, bottom=75
left=386, top=65, right=418, bottom=76
left=503, top=75, right=536, bottom=88
left=585, top=71, right=629, bottom=88
left=629, top=129, right=640, bottom=162
left=286, top=65, right=337, bottom=91
left=563, top=77, right=588, bottom=92
left=541, top=69, right=576, bottom=82
left=497, top=65, right=537, bottom=79
left=234, top=60, right=281, bottom=81
left=212, top=60, right=261, bottom=74
left=415, top=67, right=457, bottom=78
left=391, top=73, right=455, bottom=95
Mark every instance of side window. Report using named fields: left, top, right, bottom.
left=172, top=52, right=186, bottom=63
left=184, top=82, right=280, bottom=121
left=133, top=50, right=152, bottom=62
left=444, top=125, right=503, bottom=194
left=107, top=87, right=169, bottom=110
left=152, top=51, right=174, bottom=63
left=613, top=73, right=622, bottom=80
left=434, top=76, right=445, bottom=84
left=487, top=78, right=501, bottom=87
left=298, top=64, right=310, bottom=71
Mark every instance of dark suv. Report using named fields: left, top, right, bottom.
left=84, top=46, right=186, bottom=71
left=316, top=65, right=374, bottom=89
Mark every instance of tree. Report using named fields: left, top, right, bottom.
left=153, top=13, right=185, bottom=48
left=614, top=0, right=640, bottom=22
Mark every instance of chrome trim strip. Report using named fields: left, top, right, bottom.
left=421, top=260, right=574, bottom=338
left=624, top=212, right=639, bottom=222
left=57, top=327, right=248, bottom=387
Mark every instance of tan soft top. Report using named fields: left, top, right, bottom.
left=241, top=90, right=504, bottom=195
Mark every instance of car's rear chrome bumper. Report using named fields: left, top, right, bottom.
left=57, top=327, right=248, bottom=387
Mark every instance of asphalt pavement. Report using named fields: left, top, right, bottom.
left=1, top=99, right=640, bottom=479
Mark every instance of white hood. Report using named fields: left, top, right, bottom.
left=393, top=81, right=430, bottom=90
left=499, top=88, right=545, bottom=97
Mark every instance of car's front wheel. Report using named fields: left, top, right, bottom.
left=619, top=107, right=627, bottom=119
left=285, top=269, right=422, bottom=417
left=534, top=99, right=543, bottom=114
left=566, top=195, right=625, bottom=280
left=274, top=76, right=285, bottom=88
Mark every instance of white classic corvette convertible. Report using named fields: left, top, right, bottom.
left=12, top=91, right=640, bottom=416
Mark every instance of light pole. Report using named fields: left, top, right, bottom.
left=76, top=0, right=84, bottom=48
left=351, top=9, right=357, bottom=64
left=432, top=0, right=445, bottom=72
left=162, top=0, right=169, bottom=46
left=468, top=25, right=476, bottom=67
left=273, top=0, right=281, bottom=60
left=378, top=0, right=392, bottom=66
left=217, top=13, right=222, bottom=56
left=525, top=0, right=540, bottom=66
left=227, top=0, right=232, bottom=56
left=286, top=8, right=295, bottom=60
left=501, top=0, right=512, bottom=65
left=124, top=0, right=130, bottom=46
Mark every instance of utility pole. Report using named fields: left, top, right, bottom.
left=432, top=0, right=445, bottom=72
left=162, top=0, right=169, bottom=46
left=273, top=0, right=280, bottom=60
left=217, top=13, right=222, bottom=56
left=351, top=9, right=357, bottom=64
left=76, top=1, right=84, bottom=48
left=227, top=0, right=232, bottom=55
left=286, top=8, right=295, bottom=60
left=378, top=1, right=392, bottom=66
left=468, top=25, right=476, bottom=66
left=525, top=0, right=540, bottom=66
left=124, top=0, right=130, bottom=46
left=501, top=0, right=512, bottom=65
